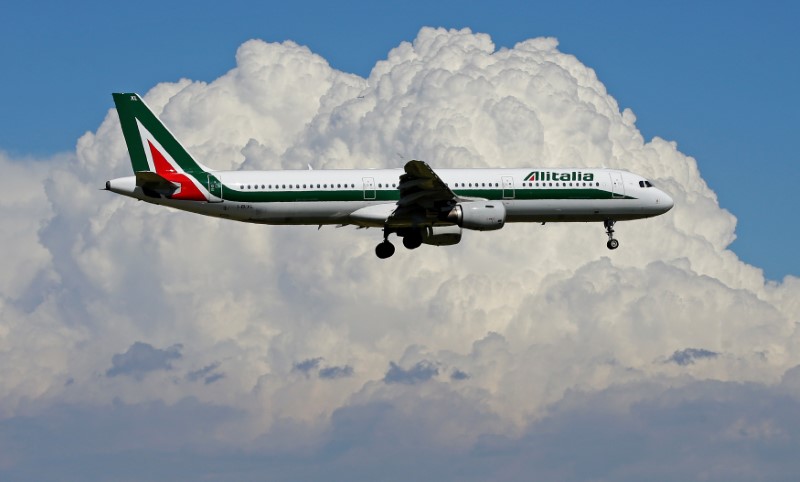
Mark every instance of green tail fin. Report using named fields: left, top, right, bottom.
left=112, top=93, right=208, bottom=174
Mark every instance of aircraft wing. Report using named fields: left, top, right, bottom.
left=383, top=160, right=477, bottom=227
left=397, top=160, right=464, bottom=208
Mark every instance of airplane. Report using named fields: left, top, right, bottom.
left=105, top=93, right=674, bottom=259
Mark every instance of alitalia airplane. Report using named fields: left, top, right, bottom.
left=105, top=93, right=673, bottom=258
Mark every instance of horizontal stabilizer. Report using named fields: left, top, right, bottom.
left=135, top=171, right=179, bottom=195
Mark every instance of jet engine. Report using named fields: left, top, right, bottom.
left=445, top=202, right=506, bottom=231
left=422, top=225, right=462, bottom=246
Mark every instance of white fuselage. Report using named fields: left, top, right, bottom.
left=107, top=167, right=673, bottom=226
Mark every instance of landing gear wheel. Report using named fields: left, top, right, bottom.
left=402, top=233, right=423, bottom=250
left=375, top=241, right=395, bottom=259
left=603, top=220, right=619, bottom=250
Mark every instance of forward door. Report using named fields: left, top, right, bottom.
left=609, top=172, right=625, bottom=198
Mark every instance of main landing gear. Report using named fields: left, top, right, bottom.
left=375, top=228, right=423, bottom=259
left=604, top=220, right=619, bottom=250
left=375, top=239, right=395, bottom=259
left=375, top=226, right=396, bottom=259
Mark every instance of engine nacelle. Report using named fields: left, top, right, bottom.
left=446, top=201, right=506, bottom=231
left=422, top=225, right=462, bottom=246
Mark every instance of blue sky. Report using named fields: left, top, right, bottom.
left=2, top=0, right=797, bottom=278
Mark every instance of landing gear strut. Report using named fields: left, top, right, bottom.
left=375, top=227, right=396, bottom=259
left=604, top=220, right=619, bottom=250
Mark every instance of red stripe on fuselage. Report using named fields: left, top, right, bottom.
left=147, top=141, right=207, bottom=201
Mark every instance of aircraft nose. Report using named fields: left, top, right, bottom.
left=658, top=190, right=674, bottom=213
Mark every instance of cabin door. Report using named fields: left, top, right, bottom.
left=207, top=174, right=223, bottom=202
left=501, top=176, right=515, bottom=199
left=363, top=177, right=376, bottom=200
left=609, top=172, right=625, bottom=198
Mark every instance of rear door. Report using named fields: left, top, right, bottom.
left=207, top=173, right=223, bottom=202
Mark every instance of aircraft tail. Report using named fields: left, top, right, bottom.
left=112, top=93, right=216, bottom=201
left=113, top=93, right=210, bottom=174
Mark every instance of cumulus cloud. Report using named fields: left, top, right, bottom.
left=0, top=27, right=799, bottom=479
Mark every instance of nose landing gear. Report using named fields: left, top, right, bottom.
left=604, top=220, right=619, bottom=250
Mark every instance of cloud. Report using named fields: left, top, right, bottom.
left=294, top=357, right=324, bottom=375
left=106, top=342, right=182, bottom=380
left=186, top=362, right=224, bottom=384
left=667, top=348, right=719, bottom=366
left=319, top=365, right=354, bottom=380
left=384, top=361, right=439, bottom=384
left=0, top=27, right=799, bottom=479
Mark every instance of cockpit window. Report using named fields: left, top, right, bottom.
left=639, top=180, right=654, bottom=188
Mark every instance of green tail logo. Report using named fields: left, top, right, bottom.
left=113, top=93, right=213, bottom=201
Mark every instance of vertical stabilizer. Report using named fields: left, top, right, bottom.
left=112, top=93, right=214, bottom=201
left=112, top=93, right=209, bottom=174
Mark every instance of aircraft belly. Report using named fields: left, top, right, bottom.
left=251, top=201, right=372, bottom=225
left=148, top=198, right=659, bottom=226
left=505, top=199, right=655, bottom=222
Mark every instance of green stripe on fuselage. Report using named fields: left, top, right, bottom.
left=216, top=187, right=635, bottom=203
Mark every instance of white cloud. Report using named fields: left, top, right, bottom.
left=0, top=27, right=798, bottom=479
